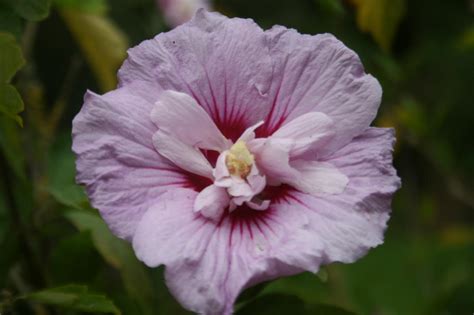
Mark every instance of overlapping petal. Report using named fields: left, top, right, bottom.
left=270, top=111, right=334, bottom=157
left=133, top=189, right=325, bottom=315
left=295, top=127, right=401, bottom=263
left=72, top=82, right=188, bottom=240
left=252, top=140, right=348, bottom=195
left=119, top=10, right=273, bottom=133
left=151, top=90, right=231, bottom=151
left=262, top=27, right=382, bottom=156
left=153, top=130, right=214, bottom=178
left=194, top=184, right=229, bottom=220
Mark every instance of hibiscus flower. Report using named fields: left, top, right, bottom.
left=72, top=10, right=401, bottom=315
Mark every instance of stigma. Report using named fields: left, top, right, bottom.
left=225, top=140, right=254, bottom=178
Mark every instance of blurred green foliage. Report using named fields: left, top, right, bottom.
left=0, top=32, right=25, bottom=125
left=0, top=0, right=473, bottom=314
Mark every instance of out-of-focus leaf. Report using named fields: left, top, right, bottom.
left=350, top=0, right=405, bottom=51
left=0, top=33, right=25, bottom=126
left=47, top=135, right=88, bottom=208
left=236, top=293, right=356, bottom=315
left=60, top=9, right=127, bottom=92
left=263, top=272, right=331, bottom=306
left=0, top=32, right=24, bottom=79
left=0, top=181, right=9, bottom=245
left=49, top=231, right=101, bottom=284
left=425, top=281, right=474, bottom=315
left=236, top=294, right=307, bottom=314
left=441, top=226, right=474, bottom=246
left=458, top=25, right=474, bottom=51
left=309, top=304, right=357, bottom=315
left=0, top=32, right=25, bottom=82
left=0, top=84, right=24, bottom=126
left=316, top=0, right=345, bottom=15
left=236, top=282, right=269, bottom=305
left=64, top=210, right=156, bottom=315
left=4, top=0, right=51, bottom=21
left=0, top=231, right=20, bottom=289
left=0, top=4, right=23, bottom=39
left=54, top=0, right=107, bottom=14
left=25, top=284, right=121, bottom=314
left=0, top=116, right=25, bottom=179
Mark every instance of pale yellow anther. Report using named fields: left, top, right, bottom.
left=226, top=140, right=254, bottom=178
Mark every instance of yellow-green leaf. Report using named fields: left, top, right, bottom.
left=0, top=32, right=25, bottom=83
left=351, top=0, right=405, bottom=51
left=60, top=9, right=128, bottom=92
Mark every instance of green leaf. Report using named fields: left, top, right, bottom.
left=0, top=33, right=25, bottom=125
left=351, top=0, right=406, bottom=51
left=0, top=32, right=25, bottom=83
left=263, top=272, right=331, bottom=306
left=47, top=135, right=88, bottom=209
left=236, top=294, right=307, bottom=315
left=60, top=9, right=128, bottom=92
left=49, top=231, right=102, bottom=284
left=236, top=293, right=357, bottom=315
left=25, top=284, right=121, bottom=314
left=316, top=0, right=345, bottom=16
left=64, top=210, right=156, bottom=315
left=0, top=84, right=24, bottom=125
left=0, top=116, right=25, bottom=179
left=236, top=282, right=269, bottom=305
left=0, top=180, right=9, bottom=245
left=4, top=0, right=51, bottom=21
left=54, top=0, right=107, bottom=14
left=426, top=281, right=474, bottom=315
left=0, top=4, right=23, bottom=39
left=309, top=304, right=357, bottom=315
left=458, top=25, right=474, bottom=51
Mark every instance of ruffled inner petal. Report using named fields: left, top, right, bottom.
left=153, top=130, right=214, bottom=179
left=271, top=111, right=335, bottom=157
left=252, top=138, right=348, bottom=196
left=288, top=160, right=349, bottom=195
left=238, top=120, right=264, bottom=143
left=194, top=184, right=229, bottom=221
left=151, top=90, right=231, bottom=151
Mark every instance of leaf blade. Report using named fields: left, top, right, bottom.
left=25, top=284, right=121, bottom=314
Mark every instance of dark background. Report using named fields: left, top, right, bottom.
left=0, top=0, right=473, bottom=314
